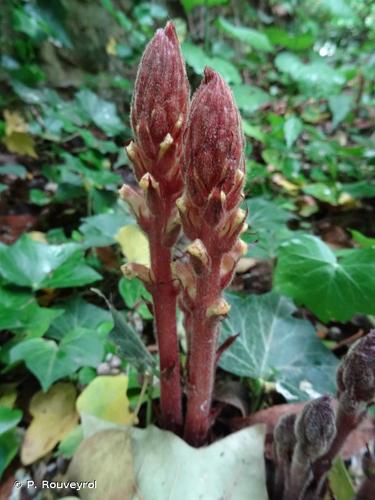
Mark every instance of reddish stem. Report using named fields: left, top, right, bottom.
left=184, top=255, right=222, bottom=446
left=149, top=201, right=183, bottom=434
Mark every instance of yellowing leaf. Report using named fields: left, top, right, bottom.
left=0, top=384, right=18, bottom=408
left=76, top=375, right=136, bottom=425
left=115, top=225, right=150, bottom=266
left=2, top=111, right=37, bottom=158
left=68, top=429, right=135, bottom=500
left=27, top=231, right=48, bottom=243
left=4, top=110, right=28, bottom=135
left=3, top=133, right=37, bottom=158
left=21, top=383, right=78, bottom=465
left=272, top=173, right=299, bottom=195
left=106, top=37, right=117, bottom=55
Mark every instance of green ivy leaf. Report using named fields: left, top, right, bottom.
left=0, top=236, right=101, bottom=290
left=219, top=292, right=338, bottom=400
left=79, top=205, right=133, bottom=248
left=275, top=52, right=345, bottom=96
left=216, top=17, right=273, bottom=52
left=328, top=94, right=353, bottom=128
left=264, top=27, right=314, bottom=51
left=9, top=327, right=105, bottom=391
left=284, top=116, right=303, bottom=148
left=0, top=429, right=21, bottom=478
left=231, top=85, right=270, bottom=114
left=274, top=234, right=375, bottom=322
left=0, top=164, right=27, bottom=178
left=0, top=407, right=22, bottom=435
left=244, top=197, right=297, bottom=259
left=182, top=43, right=241, bottom=84
left=0, top=300, right=63, bottom=338
left=181, top=0, right=228, bottom=13
left=75, top=90, right=124, bottom=136
left=48, top=296, right=113, bottom=341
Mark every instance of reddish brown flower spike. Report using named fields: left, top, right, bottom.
left=184, top=68, right=245, bottom=208
left=131, top=22, right=189, bottom=175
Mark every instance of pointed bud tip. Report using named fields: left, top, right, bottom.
left=164, top=21, right=178, bottom=42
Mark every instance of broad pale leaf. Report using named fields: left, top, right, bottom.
left=71, top=417, right=267, bottom=500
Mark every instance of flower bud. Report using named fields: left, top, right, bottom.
left=340, top=330, right=375, bottom=408
left=274, top=413, right=297, bottom=462
left=184, top=68, right=245, bottom=208
left=295, top=396, right=336, bottom=459
left=187, top=239, right=210, bottom=274
left=206, top=298, right=230, bottom=319
left=130, top=22, right=189, bottom=192
left=121, top=263, right=154, bottom=286
left=119, top=184, right=150, bottom=229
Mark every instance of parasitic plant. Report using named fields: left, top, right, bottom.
left=176, top=68, right=247, bottom=446
left=272, top=330, right=375, bottom=500
left=120, top=22, right=189, bottom=433
left=120, top=30, right=374, bottom=499
left=120, top=23, right=246, bottom=444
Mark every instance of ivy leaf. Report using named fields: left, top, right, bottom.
left=284, top=116, right=303, bottom=148
left=232, top=85, right=270, bottom=114
left=76, top=89, right=124, bottom=136
left=48, top=296, right=113, bottom=341
left=0, top=300, right=63, bottom=337
left=216, top=17, right=273, bottom=52
left=182, top=43, right=241, bottom=84
left=0, top=407, right=22, bottom=435
left=0, top=430, right=21, bottom=478
left=328, top=94, right=353, bottom=128
left=9, top=327, right=105, bottom=390
left=69, top=419, right=267, bottom=500
left=21, top=383, right=78, bottom=465
left=274, top=235, right=375, bottom=322
left=244, top=197, right=296, bottom=259
left=275, top=52, right=345, bottom=96
left=219, top=292, right=339, bottom=400
left=0, top=236, right=101, bottom=290
left=76, top=375, right=135, bottom=425
left=79, top=205, right=133, bottom=248
left=181, top=0, right=228, bottom=13
left=115, top=225, right=150, bottom=266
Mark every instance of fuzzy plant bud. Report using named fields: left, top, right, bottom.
left=274, top=414, right=297, bottom=462
left=184, top=68, right=244, bottom=207
left=129, top=22, right=189, bottom=196
left=295, top=396, right=336, bottom=460
left=339, top=331, right=375, bottom=409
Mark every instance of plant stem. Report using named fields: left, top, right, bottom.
left=184, top=255, right=222, bottom=446
left=148, top=203, right=183, bottom=434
